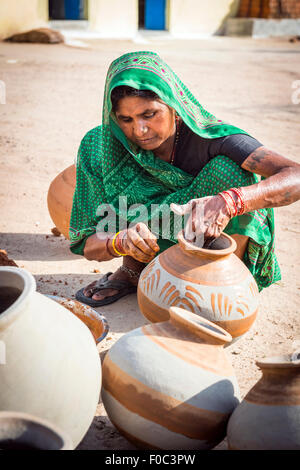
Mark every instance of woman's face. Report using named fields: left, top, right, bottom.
left=114, top=96, right=176, bottom=151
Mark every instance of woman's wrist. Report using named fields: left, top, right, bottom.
left=218, top=188, right=246, bottom=217
left=111, top=231, right=127, bottom=257
left=106, top=236, right=120, bottom=258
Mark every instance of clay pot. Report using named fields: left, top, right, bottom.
left=47, top=295, right=109, bottom=344
left=0, top=411, right=73, bottom=450
left=227, top=354, right=300, bottom=450
left=47, top=165, right=76, bottom=239
left=102, top=306, right=240, bottom=450
left=0, top=267, right=101, bottom=447
left=138, top=231, right=259, bottom=343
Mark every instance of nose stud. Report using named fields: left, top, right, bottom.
left=142, top=126, right=148, bottom=134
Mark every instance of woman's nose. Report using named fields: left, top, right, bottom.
left=133, top=121, right=147, bottom=138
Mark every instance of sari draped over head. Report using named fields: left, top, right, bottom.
left=70, top=51, right=281, bottom=291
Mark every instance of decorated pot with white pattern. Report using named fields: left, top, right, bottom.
left=102, top=306, right=240, bottom=450
left=138, top=231, right=259, bottom=343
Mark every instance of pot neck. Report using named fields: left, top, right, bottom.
left=169, top=306, right=232, bottom=346
left=256, top=354, right=300, bottom=376
left=0, top=267, right=36, bottom=330
left=177, top=230, right=237, bottom=260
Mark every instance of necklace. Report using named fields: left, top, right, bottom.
left=169, top=116, right=181, bottom=165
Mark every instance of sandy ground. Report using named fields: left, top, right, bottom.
left=0, top=34, right=300, bottom=450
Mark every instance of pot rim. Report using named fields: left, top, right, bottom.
left=256, top=354, right=300, bottom=369
left=0, top=411, right=73, bottom=450
left=169, top=306, right=232, bottom=345
left=177, top=230, right=237, bottom=258
left=0, top=267, right=36, bottom=327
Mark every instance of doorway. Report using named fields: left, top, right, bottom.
left=139, top=0, right=167, bottom=30
left=49, top=0, right=88, bottom=20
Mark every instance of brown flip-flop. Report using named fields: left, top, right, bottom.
left=75, top=272, right=137, bottom=307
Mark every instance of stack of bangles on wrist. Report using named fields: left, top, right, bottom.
left=108, top=231, right=127, bottom=257
left=218, top=187, right=245, bottom=217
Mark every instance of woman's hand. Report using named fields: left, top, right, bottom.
left=171, top=195, right=232, bottom=246
left=117, top=222, right=160, bottom=263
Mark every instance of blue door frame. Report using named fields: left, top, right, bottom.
left=64, top=0, right=84, bottom=20
left=145, top=0, right=166, bottom=30
left=49, top=0, right=85, bottom=20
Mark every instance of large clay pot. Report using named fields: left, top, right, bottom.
left=0, top=411, right=73, bottom=450
left=138, top=231, right=259, bottom=342
left=47, top=165, right=76, bottom=239
left=102, top=306, right=240, bottom=450
left=227, top=354, right=300, bottom=450
left=0, top=266, right=101, bottom=447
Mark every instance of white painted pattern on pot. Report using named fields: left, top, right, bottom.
left=102, top=389, right=213, bottom=450
left=108, top=328, right=240, bottom=413
left=139, top=256, right=259, bottom=323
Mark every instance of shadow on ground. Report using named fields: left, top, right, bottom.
left=0, top=232, right=76, bottom=261
left=35, top=272, right=147, bottom=335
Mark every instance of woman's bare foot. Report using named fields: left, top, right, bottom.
left=83, top=257, right=146, bottom=301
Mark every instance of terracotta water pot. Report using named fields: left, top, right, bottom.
left=138, top=230, right=259, bottom=343
left=0, top=267, right=101, bottom=447
left=102, top=306, right=240, bottom=450
left=227, top=354, right=300, bottom=450
left=0, top=411, right=73, bottom=450
left=47, top=165, right=76, bottom=239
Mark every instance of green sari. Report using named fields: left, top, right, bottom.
left=70, top=51, right=281, bottom=291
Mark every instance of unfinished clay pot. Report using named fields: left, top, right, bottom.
left=138, top=230, right=259, bottom=342
left=0, top=267, right=101, bottom=447
left=47, top=165, right=76, bottom=239
left=0, top=412, right=73, bottom=450
left=102, top=306, right=240, bottom=450
left=227, top=354, right=300, bottom=450
left=47, top=295, right=109, bottom=344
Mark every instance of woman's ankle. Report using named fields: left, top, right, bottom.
left=123, top=256, right=146, bottom=272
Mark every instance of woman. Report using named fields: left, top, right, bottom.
left=70, top=51, right=300, bottom=307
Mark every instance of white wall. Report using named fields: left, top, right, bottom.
left=169, top=0, right=240, bottom=36
left=0, top=0, right=47, bottom=40
left=88, top=0, right=138, bottom=38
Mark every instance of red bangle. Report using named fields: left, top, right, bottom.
left=219, top=191, right=237, bottom=218
left=222, top=190, right=238, bottom=217
left=114, top=231, right=127, bottom=256
left=230, top=187, right=245, bottom=215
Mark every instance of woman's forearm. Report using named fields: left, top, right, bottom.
left=83, top=233, right=116, bottom=262
left=241, top=166, right=300, bottom=213
left=238, top=146, right=300, bottom=213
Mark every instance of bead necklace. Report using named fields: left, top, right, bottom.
left=169, top=116, right=181, bottom=166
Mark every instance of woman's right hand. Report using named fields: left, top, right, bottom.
left=117, top=223, right=160, bottom=263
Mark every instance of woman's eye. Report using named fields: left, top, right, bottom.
left=144, top=112, right=155, bottom=119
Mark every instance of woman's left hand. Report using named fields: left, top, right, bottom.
left=171, top=195, right=231, bottom=245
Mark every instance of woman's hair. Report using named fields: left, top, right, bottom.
left=111, top=85, right=159, bottom=112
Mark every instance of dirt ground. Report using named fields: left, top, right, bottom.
left=0, top=34, right=299, bottom=450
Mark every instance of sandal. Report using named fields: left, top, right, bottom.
left=75, top=272, right=137, bottom=307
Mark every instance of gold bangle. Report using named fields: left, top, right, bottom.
left=112, top=231, right=127, bottom=257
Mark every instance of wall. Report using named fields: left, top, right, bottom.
left=0, top=0, right=47, bottom=40
left=269, top=0, right=300, bottom=18
left=88, top=0, right=138, bottom=37
left=238, top=0, right=300, bottom=18
left=168, top=0, right=240, bottom=36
